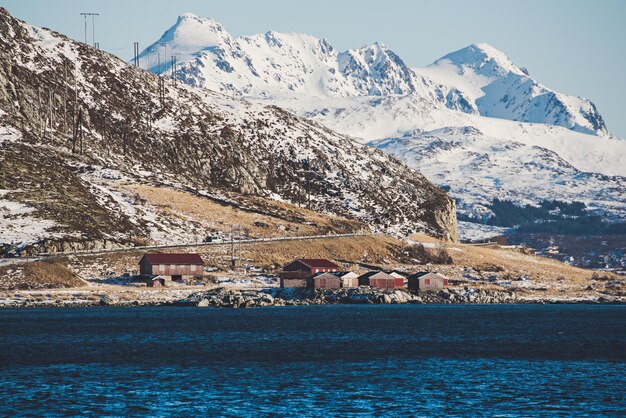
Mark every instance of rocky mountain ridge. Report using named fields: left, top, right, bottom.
left=145, top=14, right=607, bottom=136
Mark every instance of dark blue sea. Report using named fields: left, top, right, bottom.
left=0, top=305, right=625, bottom=416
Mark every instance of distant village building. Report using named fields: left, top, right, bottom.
left=358, top=271, right=404, bottom=288
left=279, top=258, right=340, bottom=288
left=407, top=272, right=449, bottom=292
left=139, top=253, right=205, bottom=285
left=312, top=271, right=359, bottom=289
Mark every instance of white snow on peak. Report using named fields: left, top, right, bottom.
left=138, top=13, right=231, bottom=71
left=417, top=43, right=608, bottom=136
left=436, top=43, right=525, bottom=77
left=142, top=16, right=608, bottom=137
left=138, top=16, right=436, bottom=100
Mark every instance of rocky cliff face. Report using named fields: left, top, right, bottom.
left=0, top=8, right=458, bottom=249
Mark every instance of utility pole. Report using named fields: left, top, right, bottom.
left=48, top=90, right=53, bottom=129
left=92, top=13, right=97, bottom=47
left=171, top=56, right=175, bottom=81
left=133, top=42, right=139, bottom=67
left=63, top=61, right=67, bottom=134
left=230, top=224, right=235, bottom=270
left=162, top=42, right=169, bottom=75
left=80, top=13, right=99, bottom=46
left=37, top=87, right=43, bottom=139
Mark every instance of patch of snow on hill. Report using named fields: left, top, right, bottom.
left=0, top=191, right=62, bottom=245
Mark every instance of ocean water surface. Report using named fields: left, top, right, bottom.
left=0, top=305, right=624, bottom=416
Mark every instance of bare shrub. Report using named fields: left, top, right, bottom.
left=403, top=244, right=453, bottom=264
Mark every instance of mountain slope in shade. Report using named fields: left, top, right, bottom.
left=0, top=8, right=459, bottom=250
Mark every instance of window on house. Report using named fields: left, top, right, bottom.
left=425, top=279, right=430, bottom=285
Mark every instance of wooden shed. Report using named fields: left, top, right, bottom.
left=310, top=272, right=341, bottom=289
left=335, top=271, right=359, bottom=288
left=407, top=272, right=449, bottom=292
left=139, top=253, right=205, bottom=281
left=147, top=276, right=166, bottom=288
left=311, top=271, right=359, bottom=289
left=358, top=271, right=404, bottom=289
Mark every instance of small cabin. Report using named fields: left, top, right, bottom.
left=358, top=271, right=404, bottom=289
left=407, top=272, right=449, bottom=292
left=139, top=253, right=205, bottom=282
left=311, top=271, right=359, bottom=289
left=310, top=272, right=341, bottom=289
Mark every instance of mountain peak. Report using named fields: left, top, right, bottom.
left=138, top=14, right=231, bottom=69
left=162, top=14, right=230, bottom=49
left=177, top=12, right=199, bottom=21
left=437, top=43, right=524, bottom=77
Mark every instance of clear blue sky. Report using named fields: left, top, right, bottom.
left=3, top=0, right=625, bottom=138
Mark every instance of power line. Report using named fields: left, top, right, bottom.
left=79, top=13, right=99, bottom=47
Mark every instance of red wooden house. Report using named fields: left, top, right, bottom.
left=139, top=253, right=205, bottom=283
left=358, top=271, right=404, bottom=289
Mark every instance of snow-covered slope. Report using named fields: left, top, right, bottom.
left=140, top=14, right=625, bottom=228
left=371, top=126, right=626, bottom=220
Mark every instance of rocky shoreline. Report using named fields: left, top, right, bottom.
left=1, top=286, right=623, bottom=308
left=179, top=287, right=625, bottom=307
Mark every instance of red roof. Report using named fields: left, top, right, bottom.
left=295, top=258, right=340, bottom=269
left=140, top=253, right=204, bottom=265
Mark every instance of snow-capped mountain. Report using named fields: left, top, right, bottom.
left=416, top=43, right=607, bottom=136
left=139, top=13, right=443, bottom=101
left=0, top=7, right=459, bottom=252
left=140, top=14, right=626, bottom=231
left=141, top=14, right=607, bottom=136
